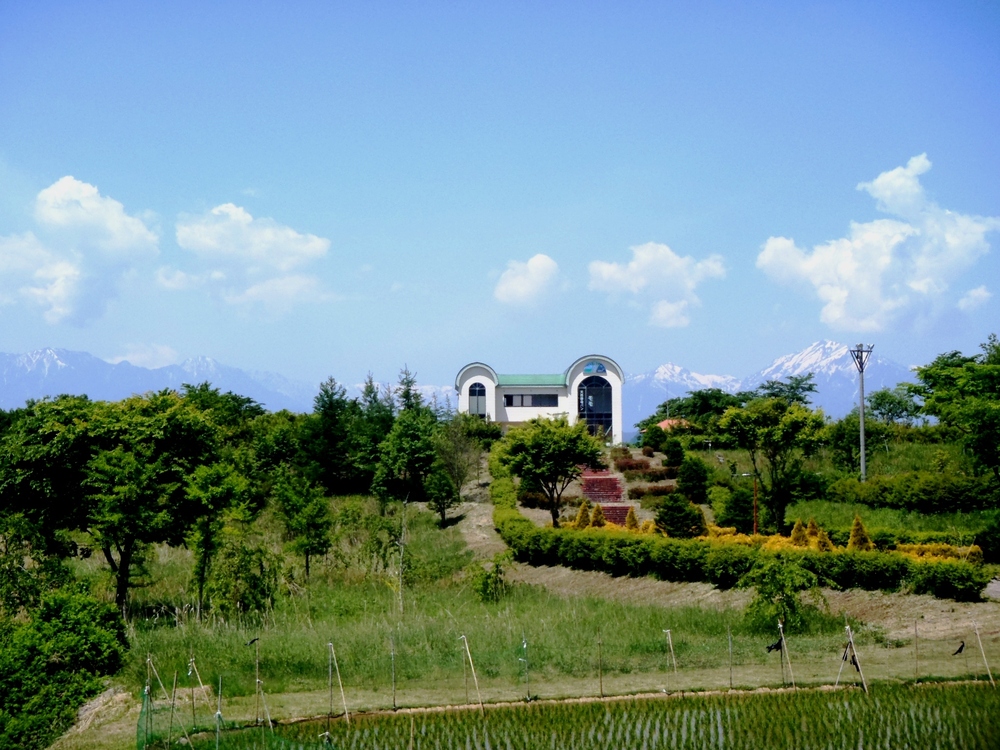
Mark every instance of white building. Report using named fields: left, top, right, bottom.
left=454, top=354, right=624, bottom=444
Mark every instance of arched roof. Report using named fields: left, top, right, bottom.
left=564, top=354, right=624, bottom=381
left=454, top=362, right=499, bottom=391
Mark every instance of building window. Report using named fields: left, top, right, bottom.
left=504, top=394, right=559, bottom=408
left=469, top=382, right=487, bottom=417
left=578, top=375, right=612, bottom=437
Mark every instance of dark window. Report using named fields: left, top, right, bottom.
left=504, top=393, right=559, bottom=408
left=577, top=375, right=613, bottom=438
left=469, top=382, right=487, bottom=417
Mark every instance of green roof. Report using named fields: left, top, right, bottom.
left=496, top=373, right=566, bottom=387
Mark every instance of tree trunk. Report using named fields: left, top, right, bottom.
left=549, top=503, right=560, bottom=528
left=102, top=544, right=119, bottom=573
left=115, top=539, right=134, bottom=612
left=305, top=551, right=311, bottom=580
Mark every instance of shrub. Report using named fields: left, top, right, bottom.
left=704, top=543, right=757, bottom=589
left=470, top=552, right=511, bottom=603
left=625, top=467, right=675, bottom=482
left=717, top=486, right=755, bottom=535
left=625, top=506, right=639, bottom=530
left=610, top=446, right=631, bottom=461
left=814, top=529, right=835, bottom=552
left=641, top=445, right=655, bottom=457
left=790, top=519, right=809, bottom=547
left=640, top=520, right=657, bottom=534
left=677, top=456, right=710, bottom=505
left=847, top=515, right=874, bottom=552
left=738, top=555, right=821, bottom=634
left=662, top=438, right=685, bottom=467
left=589, top=504, right=607, bottom=528
left=910, top=559, right=989, bottom=602
left=615, top=457, right=651, bottom=472
left=655, top=496, right=708, bottom=538
left=573, top=501, right=591, bottom=530
left=628, top=484, right=676, bottom=501
left=806, top=518, right=820, bottom=538
left=642, top=425, right=667, bottom=452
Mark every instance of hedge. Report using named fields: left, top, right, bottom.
left=487, top=444, right=991, bottom=603
left=828, top=472, right=999, bottom=514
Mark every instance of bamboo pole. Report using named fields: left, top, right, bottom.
left=215, top=677, right=222, bottom=750
left=973, top=620, right=996, bottom=688
left=847, top=626, right=868, bottom=694
left=460, top=635, right=484, bottom=716
left=330, top=642, right=350, bottom=725
left=598, top=631, right=604, bottom=699
left=779, top=622, right=795, bottom=690
left=914, top=621, right=919, bottom=683
left=727, top=626, right=733, bottom=690
left=166, top=671, right=178, bottom=749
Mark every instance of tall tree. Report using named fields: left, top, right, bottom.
left=433, top=413, right=480, bottom=500
left=910, top=334, right=1000, bottom=486
left=272, top=466, right=332, bottom=579
left=498, top=417, right=603, bottom=527
left=302, top=377, right=362, bottom=493
left=85, top=391, right=218, bottom=610
left=753, top=373, right=818, bottom=406
left=717, top=398, right=824, bottom=531
left=371, top=406, right=438, bottom=510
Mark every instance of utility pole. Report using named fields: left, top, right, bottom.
left=849, top=344, right=874, bottom=482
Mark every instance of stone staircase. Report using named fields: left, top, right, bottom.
left=581, top=468, right=633, bottom=525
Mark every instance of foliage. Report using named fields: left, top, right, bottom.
left=301, top=377, right=363, bottom=493
left=825, top=408, right=889, bottom=473
left=662, top=437, right=686, bottom=467
left=909, top=334, right=1000, bottom=487
left=433, top=413, right=481, bottom=499
left=676, top=455, right=710, bottom=504
left=272, top=466, right=333, bottom=578
left=371, top=406, right=438, bottom=510
left=589, top=503, right=607, bottom=528
left=424, top=463, right=460, bottom=525
left=738, top=554, right=822, bottom=633
left=655, top=495, right=707, bottom=538
left=716, top=486, right=755, bottom=535
left=790, top=519, right=808, bottom=547
left=867, top=385, right=921, bottom=425
left=641, top=424, right=667, bottom=451
left=0, top=589, right=125, bottom=750
left=205, top=507, right=281, bottom=616
left=498, top=417, right=603, bottom=527
left=754, top=373, right=818, bottom=405
left=573, top=501, right=591, bottom=529
left=717, top=397, right=825, bottom=532
left=470, top=552, right=511, bottom=603
left=625, top=506, right=639, bottom=531
left=847, top=515, right=874, bottom=551
left=826, top=472, right=998, bottom=514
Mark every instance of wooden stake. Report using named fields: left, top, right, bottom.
left=779, top=622, right=795, bottom=690
left=598, top=631, right=604, bottom=699
left=727, top=626, right=733, bottom=691
left=914, top=621, right=919, bottom=683
left=460, top=635, right=485, bottom=716
left=215, top=677, right=222, bottom=750
left=391, top=636, right=397, bottom=711
left=167, top=671, right=178, bottom=749
left=973, top=620, right=996, bottom=688
left=330, top=642, right=350, bottom=725
left=846, top=626, right=868, bottom=694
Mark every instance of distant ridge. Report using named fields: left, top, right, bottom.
left=0, top=349, right=317, bottom=412
left=622, top=340, right=914, bottom=432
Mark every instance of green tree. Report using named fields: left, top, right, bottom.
left=433, top=413, right=480, bottom=500
left=738, top=555, right=821, bottom=633
left=186, top=461, right=250, bottom=612
left=498, top=417, right=603, bottom=527
left=753, top=373, right=818, bottom=405
left=847, top=515, right=873, bottom=551
left=205, top=505, right=280, bottom=616
left=676, top=455, right=710, bottom=505
left=84, top=391, right=218, bottom=610
left=655, top=494, right=707, bottom=538
left=372, top=406, right=438, bottom=510
left=867, top=386, right=920, bottom=425
left=716, top=486, right=755, bottom=535
left=424, top=463, right=460, bottom=525
left=909, top=334, right=1000, bottom=487
left=349, top=374, right=396, bottom=489
left=641, top=424, right=667, bottom=452
left=272, top=467, right=333, bottom=578
left=302, top=377, right=362, bottom=494
left=825, top=409, right=888, bottom=473
left=662, top=437, right=686, bottom=467
left=718, top=398, right=825, bottom=532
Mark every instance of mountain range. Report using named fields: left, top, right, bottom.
left=621, top=340, right=914, bottom=432
left=1, top=342, right=915, bottom=428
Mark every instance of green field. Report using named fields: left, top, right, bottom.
left=167, top=683, right=1000, bottom=750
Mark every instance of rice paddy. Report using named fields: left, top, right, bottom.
left=174, top=682, right=1000, bottom=750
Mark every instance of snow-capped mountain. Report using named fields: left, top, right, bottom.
left=741, top=341, right=913, bottom=417
left=623, top=364, right=740, bottom=432
left=0, top=349, right=317, bottom=412
left=622, top=340, right=915, bottom=432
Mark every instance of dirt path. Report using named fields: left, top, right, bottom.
left=455, top=499, right=1000, bottom=641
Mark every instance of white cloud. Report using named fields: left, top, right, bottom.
left=958, top=286, right=991, bottom=311
left=0, top=177, right=158, bottom=324
left=223, top=274, right=326, bottom=309
left=649, top=300, right=691, bottom=328
left=494, top=253, right=559, bottom=304
left=588, top=242, right=725, bottom=327
left=176, top=203, right=328, bottom=272
left=167, top=203, right=330, bottom=308
left=758, top=155, right=1000, bottom=331
left=35, top=176, right=158, bottom=257
left=109, top=344, right=180, bottom=369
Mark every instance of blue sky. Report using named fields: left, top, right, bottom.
left=1, top=2, right=998, bottom=390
